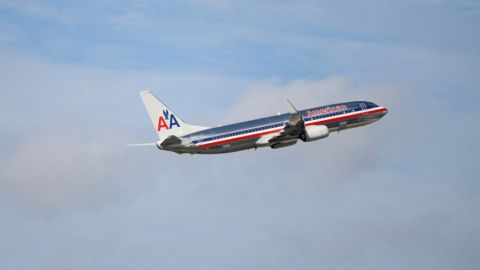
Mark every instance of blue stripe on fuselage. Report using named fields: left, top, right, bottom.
left=184, top=101, right=378, bottom=144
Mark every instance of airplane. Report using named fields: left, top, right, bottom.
left=133, top=90, right=388, bottom=154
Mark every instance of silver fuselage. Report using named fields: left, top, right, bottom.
left=162, top=101, right=388, bottom=154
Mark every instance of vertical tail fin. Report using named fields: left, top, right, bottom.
left=139, top=90, right=208, bottom=141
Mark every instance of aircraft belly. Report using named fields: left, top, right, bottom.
left=175, top=137, right=259, bottom=154
left=172, top=111, right=386, bottom=154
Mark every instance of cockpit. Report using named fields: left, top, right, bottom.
left=359, top=101, right=378, bottom=110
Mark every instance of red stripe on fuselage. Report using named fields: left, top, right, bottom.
left=196, top=107, right=387, bottom=149
left=197, top=128, right=283, bottom=149
left=305, top=107, right=387, bottom=126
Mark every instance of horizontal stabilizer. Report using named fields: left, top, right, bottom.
left=160, top=135, right=182, bottom=147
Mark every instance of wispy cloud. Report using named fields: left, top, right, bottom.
left=219, top=76, right=401, bottom=188
left=0, top=129, right=132, bottom=214
left=0, top=1, right=479, bottom=269
left=0, top=1, right=71, bottom=21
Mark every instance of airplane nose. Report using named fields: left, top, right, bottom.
left=375, top=107, right=388, bottom=119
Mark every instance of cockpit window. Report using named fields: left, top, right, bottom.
left=365, top=102, right=378, bottom=109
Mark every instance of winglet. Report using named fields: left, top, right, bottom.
left=286, top=98, right=298, bottom=114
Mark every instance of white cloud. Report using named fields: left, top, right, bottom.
left=219, top=76, right=402, bottom=189
left=0, top=49, right=478, bottom=270
left=222, top=76, right=397, bottom=121
left=0, top=2, right=479, bottom=269
left=0, top=48, right=248, bottom=214
left=0, top=129, right=133, bottom=214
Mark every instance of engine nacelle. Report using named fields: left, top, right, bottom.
left=300, top=125, right=329, bottom=142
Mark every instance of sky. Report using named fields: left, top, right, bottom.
left=0, top=0, right=479, bottom=269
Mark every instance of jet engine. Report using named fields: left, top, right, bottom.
left=300, top=125, right=329, bottom=142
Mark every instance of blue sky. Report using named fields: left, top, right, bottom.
left=0, top=1, right=479, bottom=269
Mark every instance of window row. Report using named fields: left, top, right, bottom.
left=195, top=123, right=284, bottom=143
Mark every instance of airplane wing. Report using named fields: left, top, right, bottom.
left=265, top=99, right=305, bottom=144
